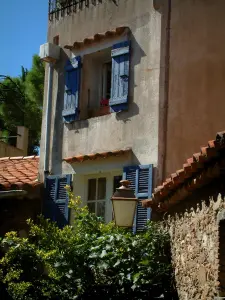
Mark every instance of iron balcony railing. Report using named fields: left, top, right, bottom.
left=48, top=0, right=103, bottom=20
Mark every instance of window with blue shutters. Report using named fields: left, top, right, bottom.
left=123, top=164, right=153, bottom=233
left=62, top=56, right=81, bottom=123
left=44, top=174, right=72, bottom=228
left=110, top=41, right=130, bottom=112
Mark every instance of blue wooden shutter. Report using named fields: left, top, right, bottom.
left=62, top=56, right=81, bottom=123
left=44, top=174, right=72, bottom=228
left=44, top=177, right=56, bottom=220
left=55, top=174, right=71, bottom=227
left=123, top=165, right=153, bottom=233
left=110, top=41, right=130, bottom=112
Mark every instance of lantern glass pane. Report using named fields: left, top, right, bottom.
left=112, top=200, right=137, bottom=227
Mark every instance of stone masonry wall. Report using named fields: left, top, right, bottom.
left=166, top=194, right=225, bottom=300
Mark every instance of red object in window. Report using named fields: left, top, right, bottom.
left=100, top=98, right=109, bottom=106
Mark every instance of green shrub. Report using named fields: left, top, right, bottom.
left=0, top=189, right=173, bottom=299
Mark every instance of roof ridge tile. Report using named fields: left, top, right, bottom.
left=143, top=130, right=225, bottom=210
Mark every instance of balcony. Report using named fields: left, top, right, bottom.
left=48, top=0, right=103, bottom=21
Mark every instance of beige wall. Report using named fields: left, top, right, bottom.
left=165, top=0, right=225, bottom=176
left=39, top=0, right=163, bottom=179
left=0, top=141, right=24, bottom=158
left=0, top=126, right=28, bottom=158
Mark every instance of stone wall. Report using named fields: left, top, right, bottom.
left=166, top=194, right=225, bottom=300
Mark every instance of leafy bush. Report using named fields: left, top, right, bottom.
left=0, top=189, right=174, bottom=299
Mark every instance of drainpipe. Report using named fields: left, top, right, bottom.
left=162, top=0, right=171, bottom=180
left=154, top=0, right=171, bottom=183
left=44, top=63, right=53, bottom=176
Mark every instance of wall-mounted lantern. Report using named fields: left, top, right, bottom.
left=111, top=180, right=138, bottom=227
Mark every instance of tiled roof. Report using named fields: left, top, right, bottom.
left=64, top=26, right=129, bottom=50
left=63, top=148, right=132, bottom=163
left=0, top=156, right=40, bottom=190
left=143, top=131, right=225, bottom=211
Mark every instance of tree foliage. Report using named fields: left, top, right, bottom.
left=0, top=189, right=175, bottom=299
left=25, top=55, right=45, bottom=107
left=0, top=55, right=44, bottom=154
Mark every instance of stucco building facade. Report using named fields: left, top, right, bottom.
left=39, top=0, right=225, bottom=230
left=39, top=0, right=163, bottom=229
left=164, top=0, right=225, bottom=176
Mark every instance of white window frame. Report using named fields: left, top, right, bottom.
left=84, top=172, right=122, bottom=223
left=87, top=177, right=106, bottom=220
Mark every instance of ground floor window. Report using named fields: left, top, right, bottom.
left=84, top=173, right=122, bottom=223
left=87, top=177, right=106, bottom=220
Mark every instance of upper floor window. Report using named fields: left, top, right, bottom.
left=102, top=62, right=112, bottom=100
left=83, top=47, right=111, bottom=119
left=62, top=41, right=130, bottom=123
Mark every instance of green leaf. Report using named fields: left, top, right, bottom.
left=140, top=259, right=149, bottom=266
left=100, top=250, right=107, bottom=258
left=114, top=260, right=120, bottom=267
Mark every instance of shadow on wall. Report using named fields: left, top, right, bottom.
left=50, top=49, right=69, bottom=175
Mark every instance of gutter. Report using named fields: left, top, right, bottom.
left=156, top=0, right=171, bottom=186
left=162, top=0, right=171, bottom=180
left=155, top=0, right=171, bottom=183
left=0, top=190, right=27, bottom=199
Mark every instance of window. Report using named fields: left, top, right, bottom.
left=82, top=48, right=111, bottom=119
left=87, top=177, right=106, bottom=220
left=63, top=40, right=130, bottom=123
left=102, top=62, right=112, bottom=101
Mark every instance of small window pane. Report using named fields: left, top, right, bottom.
left=97, top=202, right=105, bottom=219
left=97, top=177, right=106, bottom=200
left=88, top=179, right=96, bottom=200
left=87, top=202, right=95, bottom=214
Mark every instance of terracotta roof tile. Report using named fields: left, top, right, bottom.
left=143, top=130, right=225, bottom=210
left=64, top=26, right=129, bottom=50
left=63, top=148, right=132, bottom=164
left=0, top=156, right=40, bottom=190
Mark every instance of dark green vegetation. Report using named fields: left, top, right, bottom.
left=0, top=55, right=44, bottom=154
left=0, top=191, right=176, bottom=299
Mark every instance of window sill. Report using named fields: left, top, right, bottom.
left=88, top=106, right=110, bottom=118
